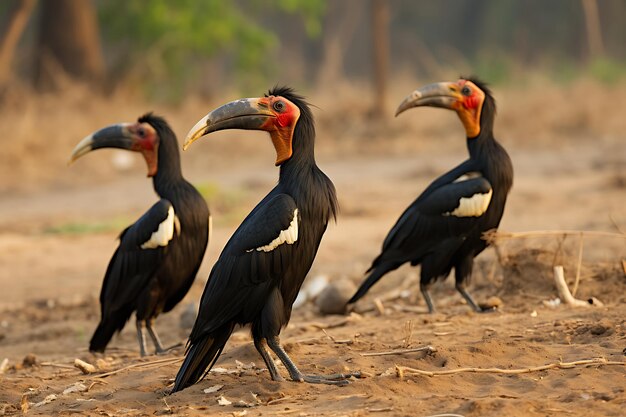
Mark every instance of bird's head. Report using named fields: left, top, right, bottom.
left=183, top=87, right=304, bottom=166
left=69, top=113, right=167, bottom=177
left=396, top=77, right=495, bottom=138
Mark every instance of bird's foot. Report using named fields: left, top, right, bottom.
left=476, top=305, right=498, bottom=314
left=270, top=373, right=286, bottom=382
left=295, top=371, right=361, bottom=386
left=156, top=342, right=184, bottom=355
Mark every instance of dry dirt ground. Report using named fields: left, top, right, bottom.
left=0, top=80, right=625, bottom=416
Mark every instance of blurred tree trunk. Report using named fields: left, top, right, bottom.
left=0, top=0, right=37, bottom=88
left=371, top=0, right=389, bottom=118
left=34, top=0, right=104, bottom=91
left=317, top=0, right=362, bottom=86
left=581, top=0, right=605, bottom=59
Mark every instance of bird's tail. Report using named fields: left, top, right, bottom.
left=348, top=262, right=400, bottom=304
left=89, top=318, right=123, bottom=353
left=171, top=324, right=234, bottom=393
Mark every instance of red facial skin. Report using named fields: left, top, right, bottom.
left=257, top=96, right=301, bottom=166
left=128, top=122, right=159, bottom=176
left=453, top=80, right=484, bottom=138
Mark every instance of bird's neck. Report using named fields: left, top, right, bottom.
left=466, top=130, right=513, bottom=195
left=278, top=134, right=337, bottom=223
left=466, top=124, right=495, bottom=160
left=153, top=139, right=184, bottom=198
left=278, top=121, right=317, bottom=185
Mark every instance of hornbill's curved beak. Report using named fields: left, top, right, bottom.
left=69, top=124, right=134, bottom=164
left=395, top=82, right=461, bottom=117
left=184, top=98, right=275, bottom=151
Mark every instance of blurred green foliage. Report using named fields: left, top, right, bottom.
left=194, top=180, right=252, bottom=226
left=588, top=58, right=626, bottom=85
left=98, top=0, right=325, bottom=100
left=43, top=217, right=131, bottom=235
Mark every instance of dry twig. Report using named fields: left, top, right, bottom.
left=485, top=229, right=626, bottom=244
left=402, top=320, right=414, bottom=348
left=94, top=357, right=183, bottom=378
left=360, top=345, right=436, bottom=357
left=40, top=362, right=75, bottom=369
left=572, top=233, right=584, bottom=296
left=321, top=329, right=352, bottom=344
left=373, top=298, right=385, bottom=315
left=396, top=357, right=624, bottom=378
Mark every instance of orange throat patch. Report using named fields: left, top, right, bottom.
left=457, top=106, right=482, bottom=138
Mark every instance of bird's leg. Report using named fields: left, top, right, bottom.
left=419, top=283, right=436, bottom=314
left=266, top=336, right=359, bottom=386
left=136, top=320, right=148, bottom=357
left=145, top=318, right=167, bottom=354
left=253, top=338, right=284, bottom=382
left=455, top=282, right=493, bottom=313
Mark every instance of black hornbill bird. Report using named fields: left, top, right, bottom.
left=69, top=113, right=210, bottom=356
left=349, top=78, right=513, bottom=313
left=172, top=87, right=358, bottom=393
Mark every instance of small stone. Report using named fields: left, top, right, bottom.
left=0, top=358, right=9, bottom=374
left=95, top=358, right=110, bottom=371
left=217, top=396, right=232, bottom=406
left=480, top=296, right=503, bottom=309
left=63, top=382, right=88, bottom=395
left=203, top=384, right=223, bottom=394
left=590, top=319, right=613, bottom=336
left=22, top=354, right=37, bottom=367
left=315, top=278, right=357, bottom=315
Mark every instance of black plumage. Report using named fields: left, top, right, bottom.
left=70, top=114, right=210, bottom=355
left=349, top=78, right=513, bottom=313
left=172, top=87, right=357, bottom=393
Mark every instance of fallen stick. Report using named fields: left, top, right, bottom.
left=572, top=234, right=584, bottom=296
left=553, top=266, right=603, bottom=307
left=423, top=414, right=466, bottom=417
left=321, top=329, right=353, bottom=344
left=360, top=345, right=436, bottom=357
left=40, top=362, right=76, bottom=370
left=94, top=357, right=183, bottom=378
left=396, top=357, right=624, bottom=378
left=74, top=358, right=97, bottom=374
left=484, top=229, right=626, bottom=243
left=266, top=396, right=293, bottom=406
left=373, top=298, right=386, bottom=315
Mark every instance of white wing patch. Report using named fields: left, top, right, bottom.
left=444, top=189, right=493, bottom=218
left=253, top=208, right=299, bottom=252
left=453, top=171, right=481, bottom=183
left=141, top=205, right=176, bottom=249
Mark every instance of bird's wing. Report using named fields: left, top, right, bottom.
left=100, top=199, right=179, bottom=314
left=381, top=176, right=493, bottom=253
left=189, top=193, right=299, bottom=339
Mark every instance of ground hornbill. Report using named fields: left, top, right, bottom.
left=349, top=78, right=513, bottom=313
left=171, top=87, right=359, bottom=393
left=70, top=113, right=210, bottom=356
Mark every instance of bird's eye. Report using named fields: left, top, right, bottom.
left=137, top=126, right=145, bottom=137
left=273, top=101, right=285, bottom=112
left=461, top=86, right=472, bottom=96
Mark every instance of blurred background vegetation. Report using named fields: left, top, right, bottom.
left=1, top=0, right=625, bottom=105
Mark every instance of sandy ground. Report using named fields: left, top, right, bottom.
left=0, top=81, right=625, bottom=416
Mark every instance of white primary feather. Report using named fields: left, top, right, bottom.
left=445, top=189, right=493, bottom=218
left=141, top=205, right=176, bottom=249
left=255, top=208, right=299, bottom=252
